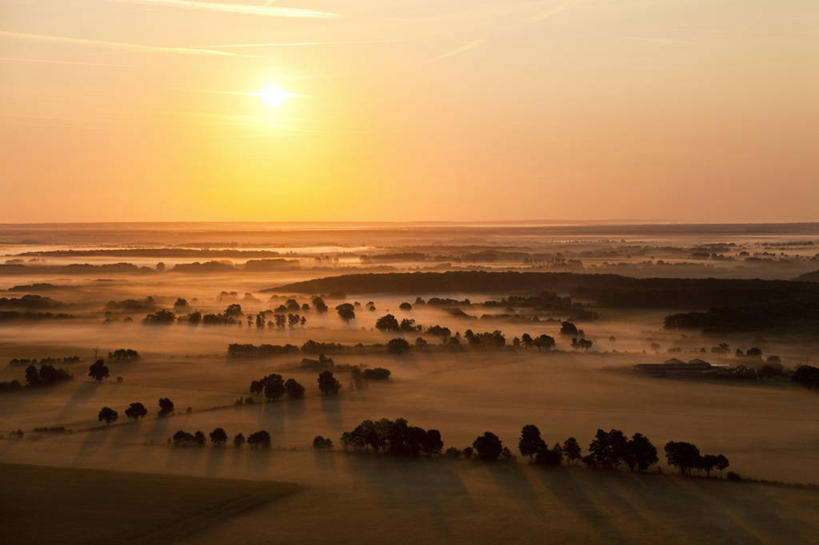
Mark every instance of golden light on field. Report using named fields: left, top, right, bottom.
left=259, top=83, right=292, bottom=109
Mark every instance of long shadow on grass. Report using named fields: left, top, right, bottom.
left=536, top=467, right=628, bottom=544
left=343, top=453, right=473, bottom=535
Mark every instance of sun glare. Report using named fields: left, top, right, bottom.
left=260, top=84, right=291, bottom=109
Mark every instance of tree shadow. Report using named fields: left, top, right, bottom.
left=343, top=454, right=473, bottom=535
left=484, top=461, right=543, bottom=513
left=320, top=395, right=343, bottom=429
left=536, top=467, right=628, bottom=544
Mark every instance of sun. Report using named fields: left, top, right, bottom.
left=259, top=83, right=291, bottom=109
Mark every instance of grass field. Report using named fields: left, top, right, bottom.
left=0, top=463, right=297, bottom=545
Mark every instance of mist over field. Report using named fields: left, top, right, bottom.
left=1, top=222, right=819, bottom=544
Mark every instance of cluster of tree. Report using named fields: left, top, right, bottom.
left=664, top=441, right=729, bottom=476
left=8, top=355, right=80, bottom=367
left=352, top=367, right=392, bottom=381
left=387, top=338, right=411, bottom=354
left=664, top=300, right=819, bottom=334
left=312, top=296, right=328, bottom=312
left=249, top=374, right=305, bottom=400
left=253, top=312, right=305, bottom=329
left=426, top=325, right=452, bottom=338
left=313, top=435, right=334, bottom=449
left=227, top=343, right=299, bottom=359
left=340, top=418, right=442, bottom=456
left=0, top=363, right=72, bottom=393
left=170, top=430, right=268, bottom=449
left=0, top=294, right=64, bottom=309
left=95, top=399, right=166, bottom=424
left=142, top=309, right=176, bottom=325
left=571, top=337, right=593, bottom=351
left=464, top=329, right=506, bottom=348
left=106, top=297, right=157, bottom=313
left=0, top=310, right=73, bottom=322
left=375, top=313, right=421, bottom=333
left=516, top=333, right=555, bottom=350
left=108, top=349, right=140, bottom=362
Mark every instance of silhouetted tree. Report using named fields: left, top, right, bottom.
left=313, top=435, right=333, bottom=449
left=533, top=334, right=556, bottom=351
left=560, top=321, right=578, bottom=336
left=422, top=429, right=444, bottom=455
left=233, top=433, right=245, bottom=448
left=317, top=370, right=341, bottom=395
left=336, top=303, right=355, bottom=321
left=473, top=432, right=504, bottom=461
left=247, top=430, right=271, bottom=448
left=210, top=427, right=228, bottom=445
left=263, top=374, right=285, bottom=400
left=462, top=446, right=474, bottom=459
left=312, top=296, right=328, bottom=313
left=387, top=337, right=410, bottom=354
left=194, top=431, right=206, bottom=446
left=587, top=429, right=630, bottom=470
left=98, top=406, right=118, bottom=424
left=626, top=433, right=658, bottom=471
left=88, top=359, right=110, bottom=382
left=285, top=378, right=305, bottom=399
left=664, top=441, right=701, bottom=475
left=534, top=444, right=563, bottom=466
left=518, top=424, right=547, bottom=461
left=124, top=402, right=148, bottom=420
left=158, top=397, right=174, bottom=417
left=375, top=313, right=400, bottom=331
left=562, top=437, right=582, bottom=465
left=399, top=302, right=412, bottom=311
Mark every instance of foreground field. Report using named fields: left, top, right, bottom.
left=0, top=463, right=297, bottom=545
left=4, top=459, right=819, bottom=545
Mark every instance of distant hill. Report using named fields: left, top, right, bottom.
left=269, top=271, right=819, bottom=310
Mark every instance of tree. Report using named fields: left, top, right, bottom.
left=247, top=430, right=271, bottom=448
left=587, top=429, right=630, bottom=470
left=88, top=359, right=110, bottom=382
left=158, top=397, right=175, bottom=417
left=336, top=303, right=355, bottom=321
left=263, top=374, right=285, bottom=400
left=562, top=437, right=582, bottom=465
left=518, top=425, right=547, bottom=461
left=312, top=296, right=328, bottom=313
left=210, top=427, right=228, bottom=446
left=387, top=338, right=410, bottom=354
left=462, top=446, right=474, bottom=459
left=375, top=314, right=400, bottom=331
left=399, top=302, right=412, bottom=311
left=98, top=406, right=118, bottom=424
left=533, top=334, right=556, bottom=351
left=626, top=433, right=658, bottom=472
left=422, top=429, right=443, bottom=455
left=715, top=454, right=730, bottom=473
left=233, top=433, right=245, bottom=448
left=25, top=365, right=40, bottom=386
left=194, top=431, right=206, bottom=446
left=124, top=402, right=148, bottom=420
left=285, top=378, right=305, bottom=399
left=473, top=432, right=504, bottom=461
left=560, top=321, right=578, bottom=336
left=534, top=444, right=563, bottom=466
left=313, top=435, right=333, bottom=449
left=318, top=371, right=341, bottom=395
left=664, top=441, right=701, bottom=475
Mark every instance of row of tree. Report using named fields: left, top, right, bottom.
left=171, top=428, right=270, bottom=448
left=97, top=398, right=175, bottom=424
left=335, top=419, right=731, bottom=477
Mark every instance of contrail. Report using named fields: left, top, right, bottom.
left=0, top=30, right=243, bottom=57
left=426, top=39, right=485, bottom=63
left=105, top=0, right=341, bottom=19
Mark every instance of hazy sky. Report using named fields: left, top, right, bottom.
left=1, top=0, right=817, bottom=223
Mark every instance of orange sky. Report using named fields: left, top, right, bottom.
left=1, top=1, right=817, bottom=223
